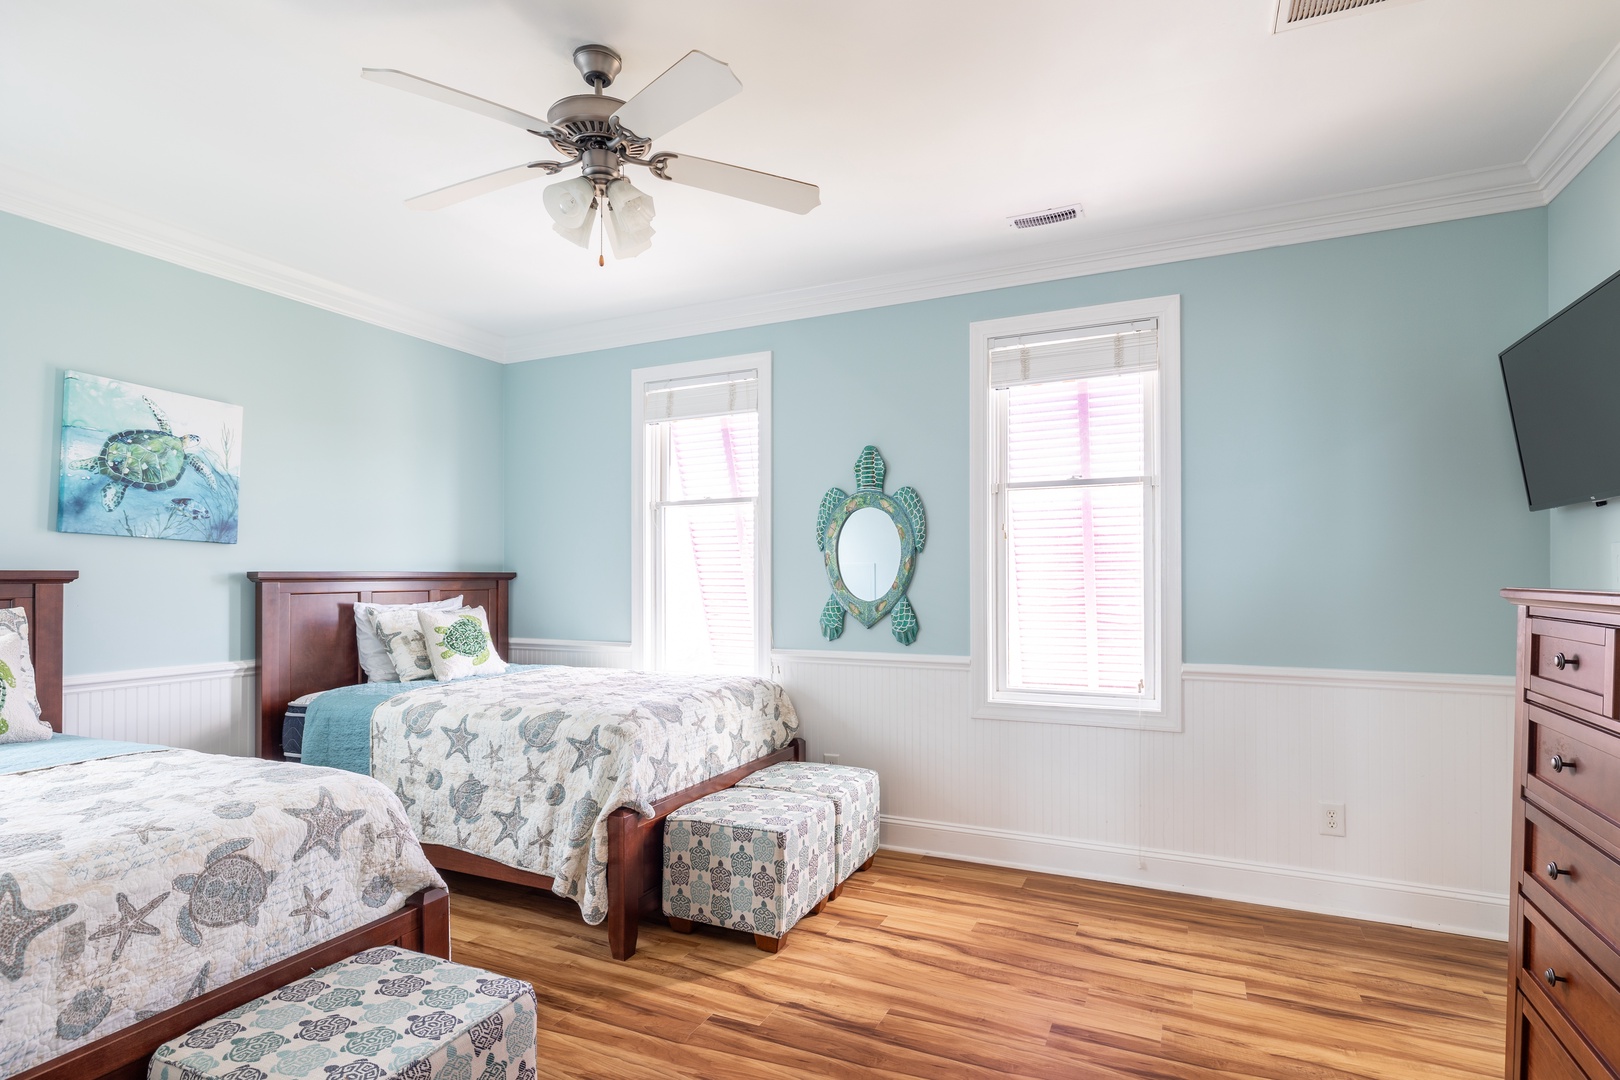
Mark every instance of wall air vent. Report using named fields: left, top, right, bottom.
left=1273, top=0, right=1390, bottom=32
left=1008, top=204, right=1083, bottom=230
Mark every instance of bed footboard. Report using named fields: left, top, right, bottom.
left=14, top=887, right=450, bottom=1080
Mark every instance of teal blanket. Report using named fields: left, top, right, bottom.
left=301, top=665, right=547, bottom=775
left=0, top=733, right=165, bottom=775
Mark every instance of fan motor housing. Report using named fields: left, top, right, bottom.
left=546, top=94, right=625, bottom=141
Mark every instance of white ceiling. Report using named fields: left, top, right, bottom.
left=4, top=0, right=1620, bottom=360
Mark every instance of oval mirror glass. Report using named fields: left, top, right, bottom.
left=838, top=505, right=902, bottom=602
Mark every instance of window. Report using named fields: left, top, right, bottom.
left=969, top=298, right=1180, bottom=728
left=632, top=355, right=771, bottom=674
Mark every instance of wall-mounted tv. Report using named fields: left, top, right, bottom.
left=1502, top=266, right=1620, bottom=511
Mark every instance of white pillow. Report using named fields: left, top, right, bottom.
left=0, top=608, right=51, bottom=744
left=353, top=596, right=463, bottom=682
left=373, top=606, right=440, bottom=682
left=418, top=606, right=508, bottom=681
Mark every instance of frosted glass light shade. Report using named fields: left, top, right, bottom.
left=606, top=179, right=655, bottom=232
left=543, top=176, right=596, bottom=227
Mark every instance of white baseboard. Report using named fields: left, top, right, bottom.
left=881, top=814, right=1508, bottom=940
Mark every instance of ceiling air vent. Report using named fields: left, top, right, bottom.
left=1008, top=204, right=1083, bottom=230
left=1273, top=0, right=1390, bottom=32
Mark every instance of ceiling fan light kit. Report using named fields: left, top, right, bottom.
left=363, top=43, right=819, bottom=262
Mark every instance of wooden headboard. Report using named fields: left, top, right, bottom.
left=0, top=571, right=79, bottom=733
left=249, top=571, right=516, bottom=760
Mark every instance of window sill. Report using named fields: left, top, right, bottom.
left=972, top=695, right=1182, bottom=731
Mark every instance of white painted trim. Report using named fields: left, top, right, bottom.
left=769, top=648, right=971, bottom=671
left=62, top=658, right=256, bottom=691
left=1182, top=662, right=1515, bottom=696
left=508, top=637, right=633, bottom=655
left=5, top=41, right=1620, bottom=364
left=881, top=815, right=1508, bottom=940
left=0, top=164, right=505, bottom=361
left=968, top=295, right=1183, bottom=731
left=1528, top=39, right=1620, bottom=202
left=629, top=353, right=773, bottom=675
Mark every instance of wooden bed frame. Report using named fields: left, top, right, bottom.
left=2, top=571, right=450, bottom=1080
left=250, top=570, right=806, bottom=960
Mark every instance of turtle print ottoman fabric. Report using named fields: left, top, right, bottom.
left=737, top=762, right=880, bottom=883
left=149, top=946, right=537, bottom=1080
left=663, top=788, right=837, bottom=940
left=0, top=747, right=445, bottom=1078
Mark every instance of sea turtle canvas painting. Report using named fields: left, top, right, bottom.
left=57, top=371, right=242, bottom=544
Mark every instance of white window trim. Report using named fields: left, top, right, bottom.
left=630, top=352, right=773, bottom=675
left=968, top=296, right=1182, bottom=731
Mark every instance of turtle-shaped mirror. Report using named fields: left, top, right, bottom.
left=817, top=446, right=926, bottom=645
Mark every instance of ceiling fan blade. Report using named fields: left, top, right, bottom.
left=362, top=68, right=551, bottom=134
left=406, top=163, right=552, bottom=211
left=658, top=155, right=820, bottom=214
left=612, top=51, right=742, bottom=141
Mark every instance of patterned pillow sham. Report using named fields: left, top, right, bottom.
left=0, top=608, right=51, bottom=743
left=418, top=605, right=508, bottom=681
left=353, top=596, right=463, bottom=682
left=372, top=606, right=440, bottom=682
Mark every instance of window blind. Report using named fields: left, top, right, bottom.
left=643, top=369, right=759, bottom=422
left=989, top=319, right=1158, bottom=389
left=1002, top=373, right=1149, bottom=695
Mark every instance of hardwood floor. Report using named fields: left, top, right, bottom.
left=444, top=852, right=1508, bottom=1079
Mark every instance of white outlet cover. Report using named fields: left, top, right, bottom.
left=1319, top=801, right=1346, bottom=837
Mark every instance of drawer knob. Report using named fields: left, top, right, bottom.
left=1554, top=652, right=1580, bottom=671
left=1545, top=967, right=1567, bottom=987
left=1547, top=861, right=1572, bottom=880
left=1550, top=754, right=1577, bottom=774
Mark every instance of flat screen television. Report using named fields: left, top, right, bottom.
left=1502, top=266, right=1620, bottom=511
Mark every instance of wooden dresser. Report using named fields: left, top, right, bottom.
left=1503, top=589, right=1620, bottom=1079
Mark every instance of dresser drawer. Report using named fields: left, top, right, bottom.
left=1525, top=803, right=1620, bottom=969
left=1527, top=703, right=1620, bottom=850
left=1521, top=901, right=1620, bottom=1074
left=1517, top=993, right=1594, bottom=1080
left=1531, top=618, right=1618, bottom=718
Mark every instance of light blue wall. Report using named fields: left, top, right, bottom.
left=1547, top=135, right=1620, bottom=587
left=0, top=212, right=506, bottom=674
left=505, top=211, right=1550, bottom=675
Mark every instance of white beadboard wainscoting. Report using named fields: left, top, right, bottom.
left=64, top=642, right=1516, bottom=938
left=770, top=650, right=1516, bottom=939
left=63, top=660, right=257, bottom=757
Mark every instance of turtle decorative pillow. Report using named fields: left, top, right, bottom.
left=354, top=596, right=463, bottom=682
left=0, top=608, right=52, bottom=743
left=372, top=606, right=440, bottom=682
left=417, top=605, right=508, bottom=681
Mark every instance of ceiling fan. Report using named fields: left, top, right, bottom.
left=362, top=45, right=820, bottom=262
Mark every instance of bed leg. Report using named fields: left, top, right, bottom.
left=607, top=808, right=643, bottom=961
left=417, top=887, right=451, bottom=960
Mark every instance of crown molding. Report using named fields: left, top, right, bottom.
left=503, top=160, right=1547, bottom=361
left=8, top=39, right=1620, bottom=366
left=0, top=164, right=505, bottom=361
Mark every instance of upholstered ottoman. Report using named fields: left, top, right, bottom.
left=663, top=787, right=838, bottom=952
left=738, top=761, right=880, bottom=890
left=149, top=946, right=537, bottom=1080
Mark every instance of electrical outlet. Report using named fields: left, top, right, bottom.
left=823, top=753, right=840, bottom=765
left=1319, top=802, right=1346, bottom=837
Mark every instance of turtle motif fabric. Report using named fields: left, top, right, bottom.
left=417, top=606, right=508, bottom=682
left=369, top=666, right=800, bottom=926
left=663, top=787, right=837, bottom=940
left=737, top=762, right=880, bottom=883
left=0, top=607, right=51, bottom=744
left=150, top=946, right=537, bottom=1080
left=0, top=745, right=444, bottom=1077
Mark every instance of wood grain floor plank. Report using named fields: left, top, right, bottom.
left=443, top=853, right=1506, bottom=1078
